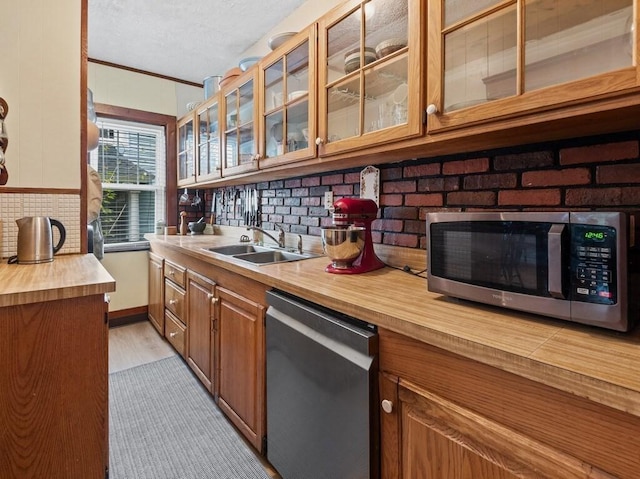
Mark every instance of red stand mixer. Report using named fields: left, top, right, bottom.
left=321, top=197, right=385, bottom=274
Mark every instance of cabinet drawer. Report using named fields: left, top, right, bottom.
left=165, top=279, right=186, bottom=320
left=165, top=310, right=186, bottom=358
left=164, top=260, right=186, bottom=288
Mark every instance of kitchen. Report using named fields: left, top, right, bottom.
left=2, top=0, right=640, bottom=478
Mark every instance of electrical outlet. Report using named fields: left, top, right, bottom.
left=324, top=191, right=334, bottom=209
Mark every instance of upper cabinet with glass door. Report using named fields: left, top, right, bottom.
left=317, top=0, right=424, bottom=156
left=427, top=0, right=636, bottom=131
left=195, top=94, right=222, bottom=182
left=221, top=70, right=260, bottom=176
left=259, top=26, right=317, bottom=169
left=177, top=112, right=196, bottom=186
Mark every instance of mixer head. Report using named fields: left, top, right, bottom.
left=331, top=197, right=378, bottom=226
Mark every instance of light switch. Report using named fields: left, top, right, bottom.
left=324, top=191, right=333, bottom=209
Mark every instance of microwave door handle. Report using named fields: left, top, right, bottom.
left=548, top=224, right=565, bottom=299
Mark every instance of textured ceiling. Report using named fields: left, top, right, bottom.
left=88, top=0, right=309, bottom=85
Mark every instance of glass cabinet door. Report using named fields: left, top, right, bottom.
left=317, top=0, right=423, bottom=156
left=177, top=113, right=195, bottom=186
left=222, top=71, right=259, bottom=176
left=427, top=0, right=636, bottom=131
left=196, top=96, right=222, bottom=182
left=260, top=26, right=316, bottom=168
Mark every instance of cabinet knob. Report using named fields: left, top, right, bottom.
left=315, top=137, right=324, bottom=146
left=169, top=331, right=178, bottom=338
left=169, top=299, right=178, bottom=305
left=426, top=104, right=438, bottom=115
left=381, top=399, right=394, bottom=414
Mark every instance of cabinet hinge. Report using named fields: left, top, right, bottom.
left=104, top=311, right=109, bottom=324
left=422, top=108, right=428, bottom=125
left=262, top=435, right=268, bottom=455
left=105, top=466, right=109, bottom=479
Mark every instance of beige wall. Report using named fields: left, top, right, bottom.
left=237, top=0, right=344, bottom=62
left=0, top=0, right=82, bottom=258
left=101, top=251, right=149, bottom=311
left=1, top=0, right=81, bottom=189
left=88, top=63, right=202, bottom=118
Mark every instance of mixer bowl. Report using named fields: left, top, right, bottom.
left=321, top=227, right=365, bottom=269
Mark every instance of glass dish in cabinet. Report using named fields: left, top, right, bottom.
left=260, top=27, right=316, bottom=168
left=222, top=73, right=259, bottom=175
left=318, top=0, right=423, bottom=155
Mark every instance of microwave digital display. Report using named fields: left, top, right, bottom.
left=431, top=222, right=553, bottom=297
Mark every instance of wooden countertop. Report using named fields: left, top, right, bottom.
left=0, top=254, right=116, bottom=308
left=148, top=233, right=640, bottom=417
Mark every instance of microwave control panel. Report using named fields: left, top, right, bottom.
left=570, top=224, right=617, bottom=305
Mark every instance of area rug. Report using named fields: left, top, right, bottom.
left=109, top=356, right=271, bottom=479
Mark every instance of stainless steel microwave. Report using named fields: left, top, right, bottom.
left=426, top=211, right=640, bottom=331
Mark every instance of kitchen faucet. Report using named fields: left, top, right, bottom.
left=247, top=223, right=285, bottom=248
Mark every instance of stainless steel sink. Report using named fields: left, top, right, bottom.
left=234, top=250, right=311, bottom=264
left=205, top=244, right=271, bottom=255
left=203, top=244, right=318, bottom=265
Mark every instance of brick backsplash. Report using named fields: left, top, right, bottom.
left=178, top=130, right=640, bottom=250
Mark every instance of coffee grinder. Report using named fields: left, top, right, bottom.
left=321, top=197, right=385, bottom=274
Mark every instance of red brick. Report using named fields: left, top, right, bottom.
left=382, top=233, right=419, bottom=248
left=383, top=180, right=416, bottom=194
left=442, top=158, right=489, bottom=175
left=404, top=219, right=427, bottom=234
left=383, top=206, right=419, bottom=220
left=345, top=172, right=361, bottom=183
left=560, top=141, right=639, bottom=166
left=499, top=189, right=561, bottom=206
left=447, top=191, right=496, bottom=206
left=566, top=187, right=640, bottom=206
left=373, top=219, right=404, bottom=232
left=332, top=184, right=355, bottom=196
left=494, top=151, right=554, bottom=170
left=381, top=167, right=403, bottom=181
left=301, top=196, right=320, bottom=206
left=301, top=176, right=320, bottom=187
left=292, top=187, right=309, bottom=197
left=285, top=178, right=301, bottom=188
left=380, top=194, right=403, bottom=206
left=404, top=163, right=440, bottom=177
left=597, top=164, right=640, bottom=184
left=522, top=168, right=591, bottom=187
left=464, top=173, right=517, bottom=190
left=405, top=193, right=443, bottom=207
left=418, top=177, right=460, bottom=192
left=322, top=174, right=345, bottom=185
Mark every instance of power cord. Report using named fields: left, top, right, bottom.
left=385, top=263, right=428, bottom=278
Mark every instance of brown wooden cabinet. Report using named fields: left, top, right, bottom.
left=426, top=0, right=637, bottom=133
left=0, top=294, right=109, bottom=479
left=221, top=69, right=260, bottom=176
left=258, top=25, right=318, bottom=168
left=316, top=0, right=424, bottom=156
left=186, top=270, right=217, bottom=393
left=195, top=94, right=223, bottom=182
left=177, top=112, right=196, bottom=186
left=379, top=328, right=640, bottom=479
left=148, top=251, right=164, bottom=334
left=217, top=285, right=266, bottom=452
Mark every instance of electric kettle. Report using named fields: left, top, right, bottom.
left=8, top=216, right=66, bottom=264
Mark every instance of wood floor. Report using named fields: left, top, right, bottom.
left=108, top=320, right=280, bottom=478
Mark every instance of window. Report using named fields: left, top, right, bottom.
left=89, top=117, right=166, bottom=248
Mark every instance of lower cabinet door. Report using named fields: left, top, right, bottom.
left=392, top=381, right=608, bottom=479
left=217, top=286, right=265, bottom=452
left=186, top=271, right=216, bottom=393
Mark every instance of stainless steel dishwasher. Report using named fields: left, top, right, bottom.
left=265, top=290, right=379, bottom=479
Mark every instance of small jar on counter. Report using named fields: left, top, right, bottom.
left=155, top=220, right=166, bottom=235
